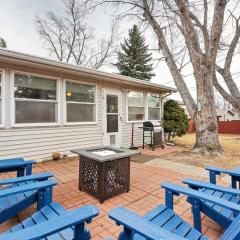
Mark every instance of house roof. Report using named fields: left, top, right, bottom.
left=0, top=48, right=177, bottom=94
left=216, top=108, right=235, bottom=117
left=164, top=97, right=184, bottom=105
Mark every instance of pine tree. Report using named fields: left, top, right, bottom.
left=115, top=25, right=155, bottom=81
left=0, top=38, right=7, bottom=48
left=163, top=100, right=189, bottom=141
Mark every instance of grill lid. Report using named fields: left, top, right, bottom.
left=143, top=121, right=161, bottom=128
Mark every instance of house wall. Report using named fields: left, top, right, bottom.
left=0, top=67, right=163, bottom=161
left=219, top=112, right=236, bottom=121
left=0, top=76, right=102, bottom=161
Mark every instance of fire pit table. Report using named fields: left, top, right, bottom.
left=71, top=146, right=139, bottom=203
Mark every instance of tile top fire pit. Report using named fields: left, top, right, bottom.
left=71, top=146, right=139, bottom=162
left=71, top=146, right=139, bottom=203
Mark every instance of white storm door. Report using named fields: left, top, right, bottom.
left=102, top=89, right=122, bottom=147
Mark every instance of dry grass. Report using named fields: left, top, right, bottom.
left=160, top=134, right=240, bottom=169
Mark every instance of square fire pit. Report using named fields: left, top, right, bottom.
left=71, top=146, right=139, bottom=203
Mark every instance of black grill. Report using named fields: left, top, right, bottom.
left=143, top=121, right=161, bottom=129
left=141, top=121, right=164, bottom=150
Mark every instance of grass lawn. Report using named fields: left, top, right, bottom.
left=160, top=133, right=240, bottom=169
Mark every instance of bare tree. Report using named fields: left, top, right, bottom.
left=96, top=0, right=235, bottom=154
left=215, top=7, right=240, bottom=117
left=35, top=0, right=118, bottom=69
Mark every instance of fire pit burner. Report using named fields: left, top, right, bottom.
left=88, top=148, right=120, bottom=156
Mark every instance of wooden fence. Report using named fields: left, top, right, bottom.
left=188, top=120, right=240, bottom=134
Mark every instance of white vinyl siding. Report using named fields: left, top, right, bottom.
left=0, top=67, right=165, bottom=161
left=122, top=91, right=163, bottom=148
left=0, top=89, right=102, bottom=161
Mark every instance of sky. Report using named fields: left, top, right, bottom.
left=0, top=0, right=239, bottom=104
left=0, top=0, right=179, bottom=97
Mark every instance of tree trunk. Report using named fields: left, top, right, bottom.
left=193, top=109, right=222, bottom=154
left=193, top=60, right=222, bottom=154
left=142, top=0, right=223, bottom=154
left=168, top=132, right=171, bottom=142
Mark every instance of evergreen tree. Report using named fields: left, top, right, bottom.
left=0, top=38, right=7, bottom=48
left=115, top=25, right=155, bottom=81
left=163, top=100, right=189, bottom=141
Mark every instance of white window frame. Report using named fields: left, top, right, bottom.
left=0, top=69, right=5, bottom=128
left=126, top=90, right=146, bottom=123
left=10, top=71, right=60, bottom=127
left=147, top=93, right=161, bottom=121
left=63, top=79, right=98, bottom=125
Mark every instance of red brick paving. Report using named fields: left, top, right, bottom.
left=0, top=159, right=222, bottom=239
left=139, top=145, right=179, bottom=157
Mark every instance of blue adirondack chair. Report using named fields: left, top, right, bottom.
left=0, top=157, right=36, bottom=177
left=205, top=166, right=240, bottom=189
left=181, top=165, right=240, bottom=229
left=109, top=182, right=240, bottom=240
left=0, top=203, right=99, bottom=240
left=0, top=172, right=54, bottom=224
left=183, top=178, right=240, bottom=229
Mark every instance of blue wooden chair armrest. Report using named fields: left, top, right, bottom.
left=0, top=205, right=99, bottom=240
left=109, top=207, right=187, bottom=240
left=0, top=172, right=53, bottom=185
left=205, top=166, right=240, bottom=177
left=0, top=159, right=36, bottom=169
left=0, top=179, right=57, bottom=198
left=162, top=182, right=240, bottom=232
left=205, top=166, right=240, bottom=188
left=161, top=182, right=240, bottom=212
left=0, top=158, right=36, bottom=176
left=0, top=157, right=25, bottom=165
left=183, top=178, right=240, bottom=196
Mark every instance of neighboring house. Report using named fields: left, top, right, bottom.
left=167, top=99, right=240, bottom=122
left=0, top=49, right=176, bottom=161
left=216, top=108, right=240, bottom=121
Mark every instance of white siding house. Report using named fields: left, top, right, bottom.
left=0, top=49, right=176, bottom=161
left=216, top=108, right=240, bottom=121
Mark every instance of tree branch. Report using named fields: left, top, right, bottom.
left=209, top=0, right=226, bottom=63
left=142, top=0, right=196, bottom=117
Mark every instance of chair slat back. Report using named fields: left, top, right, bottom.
left=221, top=214, right=240, bottom=240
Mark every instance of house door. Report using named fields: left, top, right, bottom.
left=102, top=89, right=122, bottom=147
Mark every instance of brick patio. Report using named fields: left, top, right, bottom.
left=0, top=158, right=222, bottom=239
left=139, top=145, right=179, bottom=157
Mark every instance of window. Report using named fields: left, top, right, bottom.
left=127, top=91, right=145, bottom=121
left=0, top=72, right=2, bottom=125
left=65, top=81, right=96, bottom=123
left=148, top=94, right=161, bottom=120
left=107, top=94, right=118, bottom=133
left=14, top=73, right=58, bottom=124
